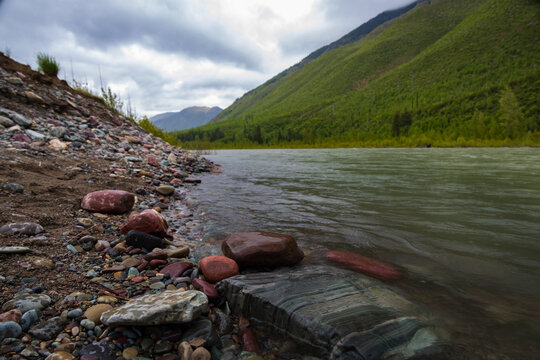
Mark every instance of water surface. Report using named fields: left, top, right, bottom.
left=192, top=148, right=540, bottom=357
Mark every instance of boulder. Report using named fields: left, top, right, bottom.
left=222, top=231, right=304, bottom=268
left=120, top=209, right=168, bottom=236
left=199, top=256, right=239, bottom=283
left=100, top=290, right=208, bottom=326
left=81, top=190, right=135, bottom=214
left=125, top=230, right=165, bottom=250
left=324, top=250, right=401, bottom=280
left=160, top=261, right=193, bottom=278
left=192, top=278, right=218, bottom=299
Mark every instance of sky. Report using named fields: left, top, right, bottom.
left=0, top=0, right=412, bottom=117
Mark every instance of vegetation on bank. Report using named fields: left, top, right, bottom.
left=175, top=0, right=540, bottom=149
left=36, top=53, right=60, bottom=77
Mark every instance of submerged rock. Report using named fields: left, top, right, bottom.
left=81, top=189, right=135, bottom=214
left=222, top=231, right=304, bottom=268
left=325, top=250, right=402, bottom=280
left=100, top=290, right=208, bottom=326
left=217, top=265, right=444, bottom=359
left=199, top=256, right=239, bottom=283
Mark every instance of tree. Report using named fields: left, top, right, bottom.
left=499, top=86, right=525, bottom=139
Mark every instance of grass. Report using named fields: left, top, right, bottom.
left=176, top=0, right=540, bottom=148
left=36, top=52, right=59, bottom=77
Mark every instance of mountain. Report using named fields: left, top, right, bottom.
left=151, top=106, right=222, bottom=132
left=176, top=0, right=540, bottom=148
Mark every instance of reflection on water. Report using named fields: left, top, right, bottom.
left=192, top=148, right=540, bottom=358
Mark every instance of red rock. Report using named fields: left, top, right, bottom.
left=147, top=155, right=159, bottom=167
left=81, top=190, right=135, bottom=214
left=120, top=209, right=168, bottom=236
left=11, top=133, right=32, bottom=143
left=240, top=328, right=260, bottom=354
left=137, top=260, right=149, bottom=272
left=192, top=278, right=218, bottom=299
left=149, top=259, right=167, bottom=268
left=160, top=262, right=193, bottom=278
left=0, top=309, right=22, bottom=322
left=143, top=249, right=168, bottom=261
left=324, top=250, right=401, bottom=280
left=131, top=276, right=144, bottom=283
left=222, top=231, right=304, bottom=268
left=199, top=256, right=239, bottom=283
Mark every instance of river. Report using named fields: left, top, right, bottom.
left=191, top=148, right=540, bottom=358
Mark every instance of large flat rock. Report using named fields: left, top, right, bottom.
left=217, top=266, right=448, bottom=360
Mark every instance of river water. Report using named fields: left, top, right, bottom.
left=191, top=148, right=540, bottom=358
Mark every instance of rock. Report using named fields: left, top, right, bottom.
left=67, top=308, right=83, bottom=319
left=2, top=183, right=24, bottom=193
left=192, top=278, right=218, bottom=299
left=240, top=328, right=260, bottom=354
left=184, top=177, right=201, bottom=184
left=0, top=321, right=22, bottom=340
left=80, top=319, right=95, bottom=330
left=0, top=222, right=44, bottom=235
left=147, top=155, right=160, bottom=167
left=84, top=304, right=113, bottom=324
left=1, top=293, right=51, bottom=313
left=199, top=256, right=239, bottom=283
left=212, top=308, right=232, bottom=336
left=157, top=185, right=175, bottom=196
left=26, top=129, right=46, bottom=141
left=46, top=352, right=74, bottom=360
left=49, top=138, right=68, bottom=151
left=50, top=126, right=67, bottom=138
left=122, top=347, right=138, bottom=359
left=178, top=341, right=192, bottom=360
left=181, top=318, right=218, bottom=347
left=80, top=342, right=116, bottom=360
left=24, top=90, right=45, bottom=103
left=11, top=132, right=33, bottom=143
left=222, top=231, right=304, bottom=268
left=125, top=230, right=165, bottom=250
left=143, top=248, right=169, bottom=261
left=97, top=296, right=118, bottom=304
left=81, top=190, right=135, bottom=214
left=154, top=339, right=173, bottom=354
left=324, top=250, right=401, bottom=280
left=191, top=347, right=211, bottom=360
left=0, top=115, right=15, bottom=127
left=10, top=113, right=32, bottom=127
left=0, top=246, right=31, bottom=254
left=161, top=262, right=193, bottom=278
left=121, top=257, right=141, bottom=269
left=167, top=153, right=177, bottom=163
left=167, top=247, right=190, bottom=259
left=32, top=257, right=55, bottom=268
left=29, top=316, right=67, bottom=340
left=120, top=209, right=168, bottom=236
left=100, top=290, right=208, bottom=326
left=94, top=240, right=110, bottom=251
left=20, top=309, right=39, bottom=331
left=0, top=309, right=22, bottom=322
left=217, top=265, right=437, bottom=359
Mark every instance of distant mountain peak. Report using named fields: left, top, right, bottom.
left=150, top=106, right=222, bottom=132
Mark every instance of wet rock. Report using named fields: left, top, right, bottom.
left=29, top=316, right=67, bottom=340
left=191, top=347, right=211, bottom=360
left=20, top=309, right=39, bottom=331
left=67, top=309, right=83, bottom=319
left=240, top=328, right=260, bottom=354
left=0, top=222, right=44, bottom=235
left=199, top=256, right=239, bottom=283
left=1, top=293, right=51, bottom=313
left=120, top=209, right=168, bottom=236
left=46, top=351, right=75, bottom=359
left=0, top=246, right=31, bottom=254
left=80, top=342, right=116, bottom=360
left=125, top=230, right=165, bottom=251
left=157, top=185, right=175, bottom=196
left=80, top=319, right=95, bottom=330
left=222, top=231, right=304, bottom=268
left=178, top=341, right=192, bottom=360
left=184, top=177, right=201, bottom=184
left=84, top=304, right=113, bottom=324
left=122, top=347, right=138, bottom=359
left=2, top=183, right=24, bottom=194
left=211, top=308, right=232, bottom=336
left=154, top=340, right=173, bottom=354
left=167, top=247, right=190, bottom=259
left=100, top=290, right=208, bottom=326
left=181, top=318, right=218, bottom=347
left=0, top=309, right=22, bottom=322
left=0, top=321, right=22, bottom=340
left=161, top=262, right=193, bottom=278
left=325, top=250, right=401, bottom=280
left=192, top=278, right=218, bottom=299
left=218, top=265, right=438, bottom=359
left=81, top=190, right=135, bottom=214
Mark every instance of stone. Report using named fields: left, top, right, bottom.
left=122, top=347, right=138, bottom=359
left=1, top=293, right=51, bottom=313
left=120, top=209, right=168, bottom=236
left=161, top=262, right=193, bottom=278
left=32, top=257, right=55, bottom=268
left=324, top=250, right=401, bottom=280
left=167, top=247, right=190, bottom=258
left=97, top=296, right=118, bottom=304
left=50, top=126, right=67, bottom=138
left=167, top=153, right=177, bottom=163
left=143, top=248, right=169, bottom=261
left=199, top=256, right=239, bottom=283
left=0, top=246, right=31, bottom=254
left=26, top=129, right=46, bottom=141
left=240, top=328, right=260, bottom=354
left=49, top=138, right=68, bottom=151
left=0, top=309, right=22, bottom=322
left=100, top=290, right=208, bottom=326
left=191, top=347, right=211, bottom=360
left=184, top=177, right=201, bottom=184
left=211, top=308, right=232, bottom=336
left=181, top=318, right=218, bottom=347
left=0, top=115, right=15, bottom=127
left=11, top=132, right=33, bottom=143
left=192, top=279, right=218, bottom=299
left=147, top=155, right=160, bottom=167
left=24, top=90, right=45, bottom=103
left=2, top=183, right=24, bottom=193
left=94, top=240, right=110, bottom=251
left=46, top=352, right=74, bottom=360
left=121, top=257, right=141, bottom=269
left=154, top=340, right=173, bottom=354
left=20, top=309, right=39, bottom=331
left=0, top=321, right=22, bottom=340
left=81, top=190, right=135, bottom=214
left=178, top=341, right=192, bottom=360
left=156, top=185, right=175, bottom=196
left=11, top=113, right=32, bottom=127
left=84, top=304, right=113, bottom=324
left=222, top=231, right=304, bottom=268
left=125, top=230, right=165, bottom=250
left=29, top=316, right=67, bottom=340
left=80, top=342, right=116, bottom=360
left=67, top=309, right=83, bottom=318
left=0, top=222, right=44, bottom=235
left=217, top=265, right=438, bottom=359
left=80, top=319, right=95, bottom=330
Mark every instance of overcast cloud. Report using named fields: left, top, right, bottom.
left=0, top=0, right=412, bottom=116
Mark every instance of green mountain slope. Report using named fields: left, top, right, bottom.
left=176, top=0, right=540, bottom=148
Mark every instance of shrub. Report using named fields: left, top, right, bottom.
left=36, top=52, right=60, bottom=77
